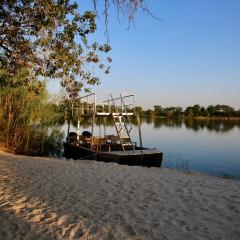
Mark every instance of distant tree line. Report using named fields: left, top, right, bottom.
left=134, top=104, right=240, bottom=118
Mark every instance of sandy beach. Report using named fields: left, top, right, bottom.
left=0, top=150, right=240, bottom=240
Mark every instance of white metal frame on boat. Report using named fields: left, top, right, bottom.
left=67, top=93, right=142, bottom=151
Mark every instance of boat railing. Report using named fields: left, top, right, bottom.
left=72, top=93, right=135, bottom=116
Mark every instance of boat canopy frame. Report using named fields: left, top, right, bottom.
left=71, top=93, right=135, bottom=117
left=67, top=93, right=143, bottom=150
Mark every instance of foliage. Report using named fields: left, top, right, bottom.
left=139, top=104, right=240, bottom=118
left=0, top=0, right=112, bottom=97
left=183, top=104, right=238, bottom=117
left=93, top=0, right=160, bottom=33
left=154, top=105, right=182, bottom=118
left=0, top=70, right=63, bottom=154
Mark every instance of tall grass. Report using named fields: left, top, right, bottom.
left=0, top=73, right=64, bottom=155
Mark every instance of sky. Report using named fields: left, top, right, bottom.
left=48, top=0, right=240, bottom=109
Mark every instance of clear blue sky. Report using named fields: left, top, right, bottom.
left=48, top=0, right=240, bottom=109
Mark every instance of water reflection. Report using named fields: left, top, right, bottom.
left=152, top=117, right=240, bottom=132
left=183, top=118, right=240, bottom=132
left=70, top=116, right=240, bottom=133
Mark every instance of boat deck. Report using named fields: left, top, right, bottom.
left=97, top=149, right=163, bottom=167
left=64, top=142, right=163, bottom=167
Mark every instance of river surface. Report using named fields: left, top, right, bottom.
left=64, top=118, right=240, bottom=178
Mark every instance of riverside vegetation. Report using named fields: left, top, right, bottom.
left=0, top=69, right=65, bottom=156
left=135, top=105, right=240, bottom=118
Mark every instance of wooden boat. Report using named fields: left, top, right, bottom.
left=64, top=135, right=163, bottom=167
left=63, top=93, right=163, bottom=167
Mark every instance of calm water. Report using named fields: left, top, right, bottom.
left=65, top=118, right=240, bottom=177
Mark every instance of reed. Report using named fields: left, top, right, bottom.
left=0, top=73, right=63, bottom=155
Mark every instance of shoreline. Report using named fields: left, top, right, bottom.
left=1, top=150, right=240, bottom=239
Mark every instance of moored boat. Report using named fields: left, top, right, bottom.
left=63, top=93, right=163, bottom=167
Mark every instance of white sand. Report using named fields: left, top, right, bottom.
left=0, top=150, right=240, bottom=240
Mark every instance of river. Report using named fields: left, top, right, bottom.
left=64, top=118, right=240, bottom=178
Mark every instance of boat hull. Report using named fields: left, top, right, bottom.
left=63, top=143, right=97, bottom=160
left=63, top=142, right=163, bottom=167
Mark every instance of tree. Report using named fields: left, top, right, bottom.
left=145, top=109, right=155, bottom=118
left=93, top=0, right=159, bottom=31
left=185, top=106, right=193, bottom=117
left=1, top=0, right=154, bottom=97
left=192, top=104, right=201, bottom=116
left=135, top=106, right=143, bottom=114
left=207, top=105, right=215, bottom=116
left=0, top=0, right=112, bottom=98
left=214, top=105, right=235, bottom=117
left=154, top=105, right=165, bottom=117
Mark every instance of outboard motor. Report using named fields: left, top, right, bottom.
left=82, top=131, right=92, bottom=138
